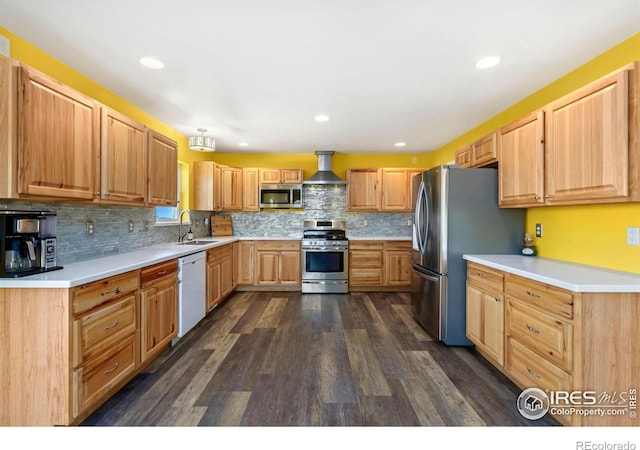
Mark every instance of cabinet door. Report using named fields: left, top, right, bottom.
left=498, top=111, right=545, bottom=207
left=256, top=251, right=279, bottom=285
left=242, top=168, right=260, bottom=211
left=101, top=108, right=146, bottom=203
left=466, top=283, right=483, bottom=345
left=280, top=169, right=303, bottom=183
left=220, top=253, right=233, bottom=298
left=236, top=241, right=255, bottom=285
left=545, top=69, right=629, bottom=203
left=17, top=65, right=99, bottom=200
left=259, top=169, right=281, bottom=184
left=455, top=146, right=472, bottom=168
left=206, top=258, right=221, bottom=310
left=381, top=169, right=408, bottom=211
left=482, top=291, right=504, bottom=366
left=471, top=132, right=497, bottom=166
left=221, top=166, right=242, bottom=211
left=193, top=161, right=222, bottom=211
left=279, top=251, right=300, bottom=285
left=384, top=250, right=411, bottom=286
left=140, top=276, right=178, bottom=363
left=346, top=169, right=380, bottom=210
left=147, top=130, right=177, bottom=206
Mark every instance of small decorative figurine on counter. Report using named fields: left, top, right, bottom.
left=521, top=232, right=537, bottom=256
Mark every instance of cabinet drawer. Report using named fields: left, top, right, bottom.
left=350, top=268, right=384, bottom=285
left=207, top=243, right=233, bottom=262
left=254, top=240, right=300, bottom=251
left=467, top=262, right=504, bottom=292
left=506, top=298, right=573, bottom=372
left=506, top=337, right=572, bottom=393
left=505, top=274, right=573, bottom=319
left=73, top=271, right=140, bottom=316
left=74, top=334, right=137, bottom=416
left=140, top=259, right=178, bottom=288
left=350, top=250, right=383, bottom=267
left=384, top=241, right=411, bottom=251
left=349, top=241, right=383, bottom=251
left=72, top=294, right=137, bottom=366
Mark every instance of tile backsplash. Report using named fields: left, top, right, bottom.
left=1, top=185, right=411, bottom=264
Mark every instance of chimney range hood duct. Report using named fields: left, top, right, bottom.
left=304, top=151, right=347, bottom=185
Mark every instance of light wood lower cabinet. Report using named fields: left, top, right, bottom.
left=466, top=262, right=505, bottom=366
left=139, top=260, right=178, bottom=364
left=234, top=241, right=255, bottom=286
left=207, top=243, right=233, bottom=310
left=466, top=261, right=640, bottom=426
left=255, top=241, right=300, bottom=286
left=349, top=240, right=411, bottom=291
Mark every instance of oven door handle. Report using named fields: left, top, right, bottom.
left=303, top=247, right=348, bottom=251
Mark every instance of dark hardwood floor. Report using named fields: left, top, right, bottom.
left=82, top=291, right=558, bottom=426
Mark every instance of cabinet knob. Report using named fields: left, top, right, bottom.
left=534, top=195, right=541, bottom=201
left=544, top=194, right=551, bottom=199
left=94, top=191, right=101, bottom=196
left=494, top=296, right=501, bottom=302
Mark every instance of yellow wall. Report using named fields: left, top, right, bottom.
left=428, top=32, right=640, bottom=274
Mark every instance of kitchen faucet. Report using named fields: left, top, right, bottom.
left=178, top=209, right=192, bottom=242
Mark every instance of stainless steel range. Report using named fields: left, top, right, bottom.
left=301, top=219, right=349, bottom=293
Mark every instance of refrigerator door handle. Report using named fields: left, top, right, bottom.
left=412, top=263, right=439, bottom=282
left=414, top=181, right=428, bottom=254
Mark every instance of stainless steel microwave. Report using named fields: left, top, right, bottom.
left=259, top=184, right=303, bottom=209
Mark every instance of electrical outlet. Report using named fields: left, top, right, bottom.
left=143, top=220, right=149, bottom=232
left=627, top=227, right=640, bottom=245
left=363, top=220, right=368, bottom=226
left=86, top=220, right=95, bottom=236
left=536, top=223, right=542, bottom=238
left=128, top=220, right=134, bottom=233
left=407, top=219, right=412, bottom=226
left=0, top=35, right=10, bottom=58
left=411, top=157, right=417, bottom=164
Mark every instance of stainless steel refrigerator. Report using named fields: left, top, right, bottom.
left=411, top=165, right=524, bottom=345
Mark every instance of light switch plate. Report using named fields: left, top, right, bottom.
left=627, top=227, right=640, bottom=245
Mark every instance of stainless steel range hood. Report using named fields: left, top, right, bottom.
left=304, top=151, right=347, bottom=185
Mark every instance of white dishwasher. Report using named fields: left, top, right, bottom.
left=177, top=251, right=206, bottom=339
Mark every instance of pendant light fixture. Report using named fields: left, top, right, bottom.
left=188, top=128, right=216, bottom=152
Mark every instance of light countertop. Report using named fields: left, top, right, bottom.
left=347, top=236, right=411, bottom=241
left=463, top=254, right=640, bottom=293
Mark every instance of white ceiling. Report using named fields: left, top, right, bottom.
left=1, top=1, right=638, bottom=154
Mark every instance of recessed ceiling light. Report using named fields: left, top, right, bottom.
left=238, top=142, right=249, bottom=147
left=315, top=114, right=329, bottom=122
left=140, top=56, right=164, bottom=69
left=475, top=56, right=500, bottom=69
left=395, top=142, right=406, bottom=147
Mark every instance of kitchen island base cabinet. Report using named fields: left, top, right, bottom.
left=466, top=261, right=640, bottom=427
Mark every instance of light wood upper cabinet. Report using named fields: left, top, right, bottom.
left=498, top=110, right=545, bottom=207
left=545, top=68, right=632, bottom=204
left=346, top=168, right=381, bottom=210
left=147, top=130, right=178, bottom=206
left=100, top=107, right=147, bottom=204
left=242, top=168, right=260, bottom=211
left=16, top=63, right=99, bottom=200
left=381, top=169, right=408, bottom=210
left=221, top=166, right=243, bottom=211
left=455, top=133, right=497, bottom=169
left=259, top=168, right=303, bottom=184
left=499, top=62, right=640, bottom=208
left=348, top=168, right=423, bottom=211
left=193, top=161, right=222, bottom=211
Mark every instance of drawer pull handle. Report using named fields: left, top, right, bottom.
left=104, top=362, right=119, bottom=375
left=104, top=320, right=120, bottom=331
left=476, top=273, right=487, bottom=278
left=526, top=290, right=541, bottom=299
left=526, top=367, right=542, bottom=379
left=526, top=324, right=541, bottom=334
left=157, top=270, right=167, bottom=275
left=102, top=287, right=120, bottom=296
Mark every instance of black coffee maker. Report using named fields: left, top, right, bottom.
left=0, top=210, right=62, bottom=278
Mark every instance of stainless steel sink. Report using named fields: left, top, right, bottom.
left=176, top=240, right=215, bottom=245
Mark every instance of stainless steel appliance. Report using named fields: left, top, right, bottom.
left=301, top=219, right=349, bottom=293
left=411, top=166, right=524, bottom=345
left=259, top=184, right=303, bottom=209
left=0, top=210, right=62, bottom=278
